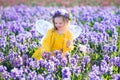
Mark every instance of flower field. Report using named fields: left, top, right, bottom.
left=0, top=0, right=120, bottom=7
left=0, top=4, right=120, bottom=80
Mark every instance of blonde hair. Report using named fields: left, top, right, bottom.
left=52, top=15, right=70, bottom=30
left=50, top=9, right=72, bottom=30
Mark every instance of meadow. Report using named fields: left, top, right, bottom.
left=0, top=2, right=120, bottom=80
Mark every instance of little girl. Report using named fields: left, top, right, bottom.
left=32, top=9, right=73, bottom=60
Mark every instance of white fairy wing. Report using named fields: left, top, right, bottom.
left=69, top=24, right=83, bottom=40
left=35, top=19, right=83, bottom=42
left=35, top=19, right=53, bottom=36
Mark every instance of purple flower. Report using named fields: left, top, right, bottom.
left=82, top=56, right=90, bottom=64
left=0, top=5, right=120, bottom=80
left=21, top=45, right=28, bottom=53
left=2, top=71, right=10, bottom=79
left=112, top=74, right=120, bottom=80
left=80, top=62, right=86, bottom=70
left=103, top=55, right=110, bottom=62
left=42, top=52, right=51, bottom=60
left=91, top=65, right=100, bottom=75
left=55, top=10, right=61, bottom=15
left=9, top=35, right=16, bottom=45
left=22, top=54, right=28, bottom=63
left=38, top=59, right=47, bottom=68
left=13, top=55, right=23, bottom=67
left=27, top=71, right=37, bottom=80
left=54, top=50, right=62, bottom=57
left=110, top=57, right=120, bottom=67
left=61, top=57, right=68, bottom=67
left=65, top=52, right=70, bottom=60
left=111, top=45, right=117, bottom=52
left=102, top=44, right=110, bottom=53
left=72, top=54, right=79, bottom=60
left=73, top=66, right=81, bottom=76
left=8, top=50, right=16, bottom=59
left=0, top=65, right=7, bottom=72
left=29, top=60, right=38, bottom=69
left=62, top=67, right=71, bottom=80
left=100, top=60, right=109, bottom=74
left=82, top=38, right=88, bottom=44
left=37, top=74, right=44, bottom=80
left=117, top=19, right=120, bottom=25
left=70, top=57, right=77, bottom=67
left=88, top=71, right=102, bottom=80
left=10, top=67, right=19, bottom=79
left=45, top=60, right=55, bottom=73
left=17, top=44, right=26, bottom=52
left=54, top=52, right=62, bottom=60
left=0, top=37, right=7, bottom=48
left=45, top=73, right=54, bottom=80
left=50, top=56, right=60, bottom=66
left=31, top=29, right=40, bottom=38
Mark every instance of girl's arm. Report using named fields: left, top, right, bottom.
left=67, top=35, right=73, bottom=51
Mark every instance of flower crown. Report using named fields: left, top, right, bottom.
left=50, top=9, right=72, bottom=21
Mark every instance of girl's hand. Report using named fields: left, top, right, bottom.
left=66, top=40, right=71, bottom=48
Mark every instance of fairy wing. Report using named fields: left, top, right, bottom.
left=69, top=24, right=83, bottom=40
left=35, top=19, right=53, bottom=44
left=35, top=19, right=83, bottom=40
left=35, top=19, right=53, bottom=36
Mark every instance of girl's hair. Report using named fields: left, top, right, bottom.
left=52, top=15, right=69, bottom=30
left=50, top=9, right=72, bottom=30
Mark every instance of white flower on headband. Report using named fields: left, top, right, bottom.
left=50, top=9, right=72, bottom=21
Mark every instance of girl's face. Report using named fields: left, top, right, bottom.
left=54, top=17, right=68, bottom=31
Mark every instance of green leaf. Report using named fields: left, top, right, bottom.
left=71, top=72, right=75, bottom=80
left=86, top=63, right=91, bottom=71
left=2, top=60, right=13, bottom=72
left=117, top=26, right=120, bottom=36
left=106, top=30, right=112, bottom=37
left=57, top=75, right=61, bottom=80
left=0, top=73, right=2, bottom=80
left=113, top=65, right=118, bottom=74
left=77, top=73, right=83, bottom=80
left=98, top=17, right=102, bottom=22
left=37, top=68, right=45, bottom=74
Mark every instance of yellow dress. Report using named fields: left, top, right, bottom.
left=32, top=28, right=73, bottom=60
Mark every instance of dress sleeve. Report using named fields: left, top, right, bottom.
left=32, top=28, right=53, bottom=60
left=63, top=31, right=74, bottom=53
left=41, top=29, right=53, bottom=52
left=32, top=47, right=42, bottom=60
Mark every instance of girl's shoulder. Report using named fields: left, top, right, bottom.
left=47, top=28, right=55, bottom=33
left=67, top=29, right=73, bottom=36
left=66, top=29, right=73, bottom=39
